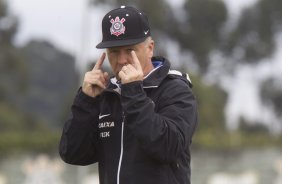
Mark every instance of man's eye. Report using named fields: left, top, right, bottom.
left=110, top=50, right=118, bottom=54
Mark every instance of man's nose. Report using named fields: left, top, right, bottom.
left=117, top=52, right=129, bottom=65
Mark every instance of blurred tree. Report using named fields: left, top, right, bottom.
left=260, top=77, right=282, bottom=117
left=222, top=0, right=282, bottom=135
left=0, top=1, right=40, bottom=132
left=0, top=0, right=27, bottom=97
left=20, top=40, right=79, bottom=128
left=189, top=74, right=229, bottom=148
left=238, top=117, right=269, bottom=134
left=0, top=1, right=80, bottom=152
left=179, top=0, right=227, bottom=73
left=0, top=0, right=79, bottom=131
left=224, top=0, right=282, bottom=63
left=0, top=103, right=50, bottom=132
left=190, top=75, right=227, bottom=133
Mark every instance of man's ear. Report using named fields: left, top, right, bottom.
left=148, top=39, right=154, bottom=58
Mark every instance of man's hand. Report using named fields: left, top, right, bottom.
left=82, top=53, right=109, bottom=97
left=118, top=51, right=144, bottom=84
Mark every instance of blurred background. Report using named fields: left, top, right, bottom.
left=0, top=0, right=282, bottom=183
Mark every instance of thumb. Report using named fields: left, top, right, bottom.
left=103, top=72, right=109, bottom=87
left=104, top=72, right=109, bottom=82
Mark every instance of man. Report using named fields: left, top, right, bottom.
left=59, top=5, right=198, bottom=184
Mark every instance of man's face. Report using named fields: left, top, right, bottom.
left=106, top=39, right=154, bottom=80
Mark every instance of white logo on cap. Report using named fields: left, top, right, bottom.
left=144, top=30, right=149, bottom=35
left=110, top=17, right=126, bottom=37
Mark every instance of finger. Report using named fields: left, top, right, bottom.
left=103, top=72, right=109, bottom=81
left=93, top=80, right=106, bottom=89
left=89, top=75, right=106, bottom=88
left=85, top=70, right=104, bottom=82
left=93, top=52, right=106, bottom=70
left=125, top=64, right=136, bottom=73
left=131, top=51, right=142, bottom=71
left=118, top=70, right=125, bottom=77
left=103, top=72, right=109, bottom=86
left=121, top=65, right=130, bottom=74
left=85, top=71, right=106, bottom=86
left=83, top=77, right=105, bottom=90
left=118, top=70, right=127, bottom=83
left=121, top=65, right=129, bottom=73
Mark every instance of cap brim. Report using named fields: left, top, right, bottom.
left=96, top=36, right=148, bottom=49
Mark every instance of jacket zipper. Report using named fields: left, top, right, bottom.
left=117, top=112, right=125, bottom=184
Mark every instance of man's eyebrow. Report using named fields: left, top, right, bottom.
left=108, top=48, right=118, bottom=52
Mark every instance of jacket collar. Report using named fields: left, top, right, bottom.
left=143, top=56, right=170, bottom=88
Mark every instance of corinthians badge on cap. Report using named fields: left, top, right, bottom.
left=110, top=16, right=126, bottom=37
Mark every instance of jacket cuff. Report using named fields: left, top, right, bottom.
left=74, top=87, right=100, bottom=109
left=121, top=81, right=144, bottom=96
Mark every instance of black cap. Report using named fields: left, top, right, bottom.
left=96, top=6, right=151, bottom=49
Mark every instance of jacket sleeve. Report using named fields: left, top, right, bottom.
left=59, top=88, right=100, bottom=165
left=121, top=79, right=198, bottom=163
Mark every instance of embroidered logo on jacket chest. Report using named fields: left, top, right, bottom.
left=98, top=113, right=115, bottom=139
left=99, top=122, right=115, bottom=128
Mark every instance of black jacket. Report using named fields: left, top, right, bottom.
left=59, top=57, right=198, bottom=184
